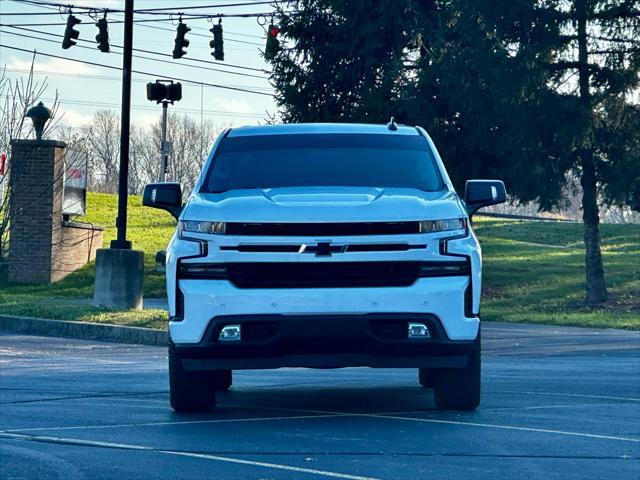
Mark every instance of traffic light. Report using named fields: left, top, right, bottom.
left=62, top=14, right=81, bottom=50
left=95, top=16, right=110, bottom=53
left=165, top=82, right=182, bottom=103
left=146, top=81, right=182, bottom=104
left=173, top=21, right=190, bottom=59
left=146, top=82, right=166, bottom=103
left=264, top=24, right=280, bottom=60
left=210, top=18, right=224, bottom=61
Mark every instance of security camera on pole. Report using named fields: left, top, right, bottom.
left=146, top=80, right=182, bottom=182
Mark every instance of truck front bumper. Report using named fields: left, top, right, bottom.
left=175, top=313, right=476, bottom=371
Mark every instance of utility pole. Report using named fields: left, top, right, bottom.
left=94, top=0, right=145, bottom=311
left=112, top=0, right=134, bottom=249
left=160, top=100, right=169, bottom=182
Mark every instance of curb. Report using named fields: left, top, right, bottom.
left=0, top=315, right=168, bottom=346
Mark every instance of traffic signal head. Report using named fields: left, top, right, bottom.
left=173, top=21, right=191, bottom=59
left=146, top=81, right=182, bottom=104
left=147, top=82, right=167, bottom=103
left=165, top=82, right=182, bottom=103
left=209, top=19, right=224, bottom=61
left=95, top=17, right=110, bottom=53
left=264, top=24, right=280, bottom=60
left=62, top=14, right=81, bottom=50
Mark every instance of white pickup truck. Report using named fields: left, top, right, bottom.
left=143, top=122, right=506, bottom=412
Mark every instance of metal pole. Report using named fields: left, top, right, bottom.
left=111, top=0, right=134, bottom=249
left=160, top=101, right=168, bottom=182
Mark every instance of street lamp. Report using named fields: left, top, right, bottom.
left=146, top=80, right=182, bottom=182
left=25, top=101, right=52, bottom=140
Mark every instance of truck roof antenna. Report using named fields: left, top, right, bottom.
left=387, top=116, right=398, bottom=131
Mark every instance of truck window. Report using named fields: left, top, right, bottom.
left=202, top=133, right=444, bottom=193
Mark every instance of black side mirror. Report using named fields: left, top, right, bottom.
left=464, top=180, right=507, bottom=216
left=143, top=182, right=183, bottom=219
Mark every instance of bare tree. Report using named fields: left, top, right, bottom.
left=83, top=110, right=120, bottom=193
left=148, top=114, right=223, bottom=194
left=0, top=55, right=60, bottom=262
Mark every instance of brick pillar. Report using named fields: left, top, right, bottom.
left=7, top=139, right=102, bottom=284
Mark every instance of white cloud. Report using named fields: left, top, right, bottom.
left=6, top=55, right=98, bottom=77
left=213, top=99, right=254, bottom=115
left=56, top=108, right=93, bottom=128
left=132, top=112, right=160, bottom=127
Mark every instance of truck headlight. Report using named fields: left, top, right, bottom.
left=419, top=218, right=467, bottom=233
left=179, top=220, right=226, bottom=236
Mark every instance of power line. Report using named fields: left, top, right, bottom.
left=0, top=26, right=272, bottom=79
left=7, top=0, right=266, bottom=40
left=0, top=11, right=63, bottom=15
left=2, top=67, right=273, bottom=92
left=137, top=1, right=287, bottom=14
left=12, top=0, right=287, bottom=16
left=0, top=14, right=276, bottom=26
left=0, top=94, right=267, bottom=119
left=129, top=21, right=264, bottom=46
left=0, top=44, right=274, bottom=97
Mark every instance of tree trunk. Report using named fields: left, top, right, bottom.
left=580, top=150, right=608, bottom=304
left=576, top=0, right=607, bottom=304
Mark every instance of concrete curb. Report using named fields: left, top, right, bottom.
left=0, top=315, right=168, bottom=346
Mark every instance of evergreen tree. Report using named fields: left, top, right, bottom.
left=270, top=0, right=418, bottom=122
left=511, top=0, right=640, bottom=303
left=268, top=0, right=640, bottom=305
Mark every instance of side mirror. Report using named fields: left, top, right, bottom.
left=464, top=180, right=507, bottom=216
left=143, top=182, right=183, bottom=219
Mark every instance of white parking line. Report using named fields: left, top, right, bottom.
left=160, top=450, right=379, bottom=480
left=229, top=404, right=640, bottom=443
left=5, top=413, right=351, bottom=433
left=355, top=413, right=640, bottom=443
left=496, top=390, right=640, bottom=402
left=0, top=432, right=380, bottom=480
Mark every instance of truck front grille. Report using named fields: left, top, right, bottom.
left=225, top=222, right=420, bottom=236
left=178, top=261, right=469, bottom=289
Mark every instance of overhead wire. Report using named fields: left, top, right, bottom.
left=0, top=94, right=267, bottom=119
left=7, top=0, right=266, bottom=40
left=0, top=43, right=274, bottom=97
left=2, top=67, right=273, bottom=92
left=1, top=67, right=269, bottom=89
left=10, top=0, right=288, bottom=17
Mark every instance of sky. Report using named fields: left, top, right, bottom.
left=0, top=0, right=278, bottom=133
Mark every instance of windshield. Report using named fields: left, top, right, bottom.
left=202, top=133, right=444, bottom=193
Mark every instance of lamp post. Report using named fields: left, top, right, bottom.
left=25, top=102, right=52, bottom=140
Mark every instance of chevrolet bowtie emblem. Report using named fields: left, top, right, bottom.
left=299, top=242, right=347, bottom=256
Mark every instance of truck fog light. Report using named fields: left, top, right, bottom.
left=219, top=324, right=241, bottom=342
left=408, top=322, right=431, bottom=339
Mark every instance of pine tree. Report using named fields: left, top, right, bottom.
left=268, top=0, right=640, bottom=305
left=516, top=0, right=640, bottom=303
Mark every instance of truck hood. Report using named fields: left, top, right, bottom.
left=182, top=187, right=465, bottom=223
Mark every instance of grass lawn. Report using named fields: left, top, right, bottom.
left=1, top=192, right=638, bottom=330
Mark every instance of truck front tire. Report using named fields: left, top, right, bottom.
left=212, top=370, right=232, bottom=391
left=418, top=368, right=436, bottom=388
left=433, top=330, right=481, bottom=410
left=169, top=342, right=217, bottom=412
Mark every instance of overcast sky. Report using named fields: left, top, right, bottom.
left=0, top=0, right=278, bottom=133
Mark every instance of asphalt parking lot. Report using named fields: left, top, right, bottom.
left=1, top=322, right=639, bottom=480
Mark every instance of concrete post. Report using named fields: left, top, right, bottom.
left=93, top=248, right=145, bottom=309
